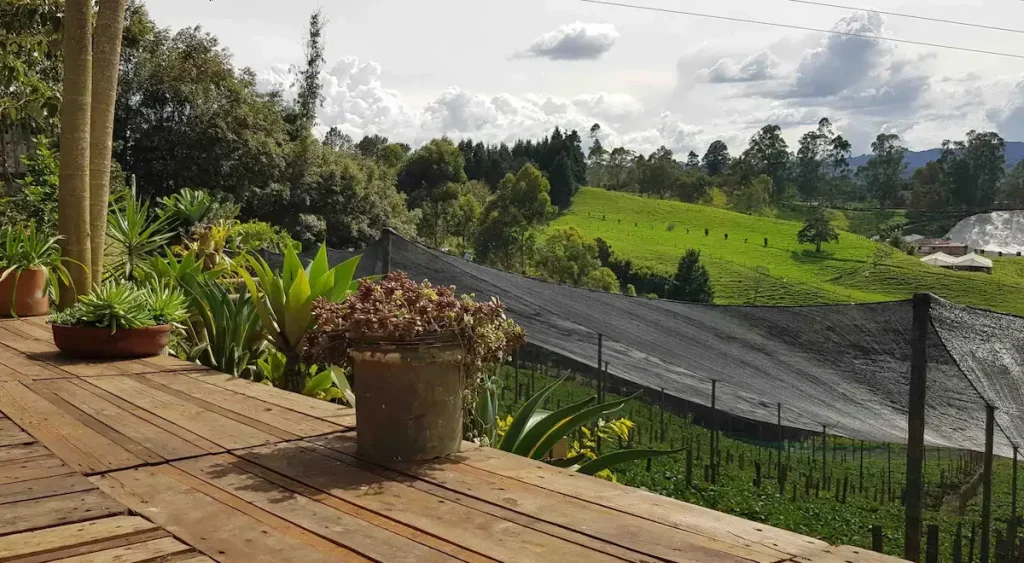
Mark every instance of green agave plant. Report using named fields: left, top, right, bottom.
left=240, top=243, right=361, bottom=392
left=52, top=280, right=189, bottom=333
left=0, top=222, right=78, bottom=309
left=106, top=193, right=175, bottom=281
left=496, top=375, right=680, bottom=476
left=181, top=278, right=266, bottom=378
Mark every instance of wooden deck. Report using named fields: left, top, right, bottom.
left=0, top=316, right=903, bottom=562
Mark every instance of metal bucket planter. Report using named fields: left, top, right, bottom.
left=0, top=268, right=48, bottom=317
left=52, top=324, right=173, bottom=359
left=349, top=335, right=465, bottom=461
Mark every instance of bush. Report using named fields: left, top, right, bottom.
left=230, top=221, right=300, bottom=254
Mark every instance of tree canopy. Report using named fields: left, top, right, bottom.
left=797, top=209, right=840, bottom=252
left=666, top=249, right=713, bottom=303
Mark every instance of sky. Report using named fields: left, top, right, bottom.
left=144, top=0, right=1024, bottom=157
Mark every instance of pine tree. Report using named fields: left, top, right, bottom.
left=548, top=153, right=575, bottom=210
left=667, top=249, right=713, bottom=303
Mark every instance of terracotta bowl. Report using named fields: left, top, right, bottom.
left=51, top=324, right=172, bottom=359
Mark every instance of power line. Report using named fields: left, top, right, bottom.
left=579, top=0, right=1024, bottom=60
left=788, top=0, right=1024, bottom=36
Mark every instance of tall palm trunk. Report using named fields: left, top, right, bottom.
left=58, top=0, right=93, bottom=306
left=89, top=0, right=128, bottom=282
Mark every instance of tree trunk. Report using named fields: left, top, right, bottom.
left=58, top=0, right=93, bottom=306
left=88, top=0, right=129, bottom=284
left=816, top=240, right=822, bottom=253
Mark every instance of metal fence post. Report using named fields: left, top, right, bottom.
left=905, top=292, right=930, bottom=561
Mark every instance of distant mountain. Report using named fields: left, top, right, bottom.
left=847, top=141, right=1024, bottom=176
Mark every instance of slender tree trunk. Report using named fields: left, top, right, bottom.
left=58, top=0, right=93, bottom=306
left=88, top=0, right=129, bottom=284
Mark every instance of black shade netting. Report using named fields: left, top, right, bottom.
left=273, top=233, right=1023, bottom=456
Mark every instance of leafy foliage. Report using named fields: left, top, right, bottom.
left=474, top=164, right=554, bottom=270
left=239, top=243, right=360, bottom=391
left=797, top=209, right=841, bottom=253
left=106, top=193, right=176, bottom=281
left=858, top=134, right=908, bottom=209
left=179, top=278, right=266, bottom=378
left=308, top=271, right=525, bottom=383
left=0, top=137, right=58, bottom=229
left=495, top=376, right=677, bottom=479
left=535, top=227, right=619, bottom=292
left=51, top=280, right=187, bottom=332
left=702, top=140, right=731, bottom=177
left=0, top=222, right=76, bottom=305
left=397, top=138, right=468, bottom=208
left=666, top=249, right=714, bottom=303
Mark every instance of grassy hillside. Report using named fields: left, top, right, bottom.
left=550, top=187, right=1024, bottom=315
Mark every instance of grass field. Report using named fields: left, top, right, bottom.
left=550, top=188, right=1024, bottom=315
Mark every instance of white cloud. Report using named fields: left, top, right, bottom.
left=514, top=22, right=619, bottom=61
left=988, top=79, right=1024, bottom=141
left=256, top=56, right=652, bottom=147
left=699, top=51, right=781, bottom=83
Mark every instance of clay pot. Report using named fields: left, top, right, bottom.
left=349, top=337, right=465, bottom=461
left=52, top=324, right=172, bottom=359
left=0, top=267, right=49, bottom=317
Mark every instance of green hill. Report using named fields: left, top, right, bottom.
left=550, top=187, right=1024, bottom=315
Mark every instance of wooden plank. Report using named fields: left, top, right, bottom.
left=0, top=383, right=143, bottom=474
left=458, top=445, right=838, bottom=560
left=0, top=349, right=68, bottom=381
left=0, top=515, right=158, bottom=561
left=310, top=433, right=783, bottom=563
left=0, top=443, right=49, bottom=463
left=238, top=441, right=627, bottom=563
left=141, top=373, right=341, bottom=438
left=30, top=379, right=206, bottom=462
left=69, top=380, right=222, bottom=455
left=5, top=320, right=52, bottom=341
left=0, top=455, right=75, bottom=485
left=92, top=466, right=372, bottom=563
left=51, top=537, right=195, bottom=563
left=193, top=373, right=354, bottom=424
left=0, top=473, right=95, bottom=505
left=29, top=386, right=164, bottom=465
left=83, top=377, right=278, bottom=451
left=212, top=455, right=489, bottom=562
left=0, top=489, right=124, bottom=536
left=0, top=328, right=57, bottom=355
left=29, top=353, right=131, bottom=378
left=175, top=454, right=463, bottom=563
left=0, top=418, right=35, bottom=447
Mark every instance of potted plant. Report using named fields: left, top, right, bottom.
left=49, top=280, right=188, bottom=358
left=0, top=223, right=76, bottom=317
left=309, top=271, right=525, bottom=462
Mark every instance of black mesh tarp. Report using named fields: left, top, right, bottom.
left=280, top=233, right=1024, bottom=456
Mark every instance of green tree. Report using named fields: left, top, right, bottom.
left=548, top=153, right=576, bottom=210
left=666, top=249, right=713, bottom=303
left=323, top=127, right=354, bottom=151
left=938, top=130, right=1006, bottom=209
left=0, top=0, right=63, bottom=186
left=858, top=133, right=907, bottom=209
left=795, top=118, right=848, bottom=203
left=729, top=174, right=772, bottom=215
left=474, top=164, right=554, bottom=271
left=741, top=125, right=791, bottom=201
left=673, top=168, right=712, bottom=203
left=417, top=181, right=488, bottom=248
left=606, top=147, right=639, bottom=191
left=288, top=9, right=326, bottom=138
left=797, top=209, right=840, bottom=252
left=685, top=151, right=700, bottom=169
left=637, top=146, right=678, bottom=198
left=114, top=23, right=290, bottom=202
left=1000, top=160, right=1024, bottom=208
left=397, top=138, right=467, bottom=208
left=535, top=227, right=619, bottom=292
left=909, top=161, right=946, bottom=211
left=702, top=140, right=730, bottom=177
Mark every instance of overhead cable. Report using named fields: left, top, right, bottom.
left=579, top=0, right=1024, bottom=60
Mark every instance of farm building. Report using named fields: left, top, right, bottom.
left=953, top=253, right=994, bottom=273
left=913, top=238, right=969, bottom=256
left=920, top=252, right=957, bottom=268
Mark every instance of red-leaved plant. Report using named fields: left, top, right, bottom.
left=307, top=271, right=525, bottom=391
